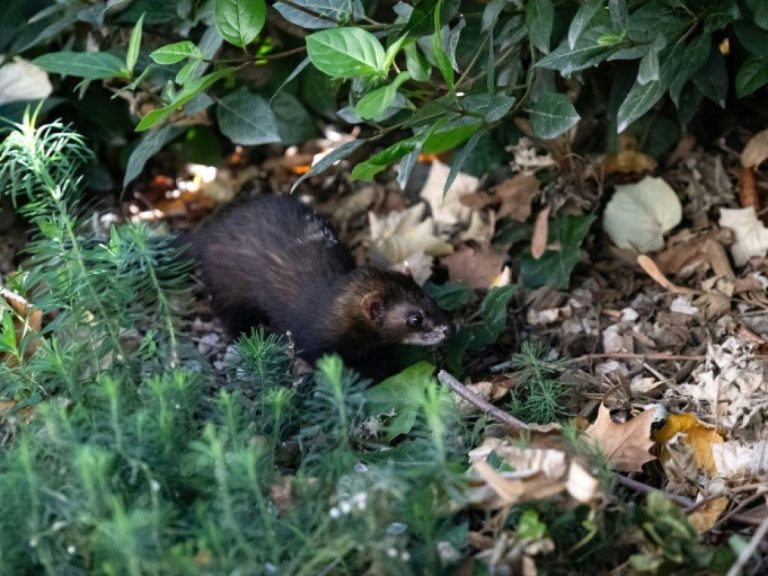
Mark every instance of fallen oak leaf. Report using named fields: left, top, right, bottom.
left=585, top=404, right=657, bottom=472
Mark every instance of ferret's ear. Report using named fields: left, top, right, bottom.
left=361, top=291, right=384, bottom=323
left=401, top=261, right=412, bottom=276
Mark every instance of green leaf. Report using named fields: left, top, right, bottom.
left=216, top=87, right=280, bottom=145
left=529, top=92, right=580, bottom=139
left=214, top=0, right=266, bottom=47
left=365, top=361, right=437, bottom=439
left=273, top=0, right=364, bottom=30
left=526, top=0, right=554, bottom=54
left=405, top=42, right=431, bottom=82
left=383, top=36, right=408, bottom=72
left=537, top=27, right=620, bottom=75
left=483, top=94, right=516, bottom=123
left=692, top=48, right=728, bottom=107
left=126, top=13, right=144, bottom=73
left=637, top=35, right=666, bottom=86
left=748, top=0, right=768, bottom=30
left=444, top=129, right=485, bottom=193
left=423, top=281, right=472, bottom=311
left=354, top=71, right=411, bottom=120
left=481, top=285, right=517, bottom=341
left=431, top=8, right=455, bottom=90
left=520, top=215, right=595, bottom=289
left=617, top=45, right=682, bottom=132
left=150, top=41, right=203, bottom=65
left=291, top=139, right=366, bottom=192
left=272, top=91, right=318, bottom=145
left=175, top=60, right=198, bottom=85
left=734, top=20, right=768, bottom=57
left=351, top=138, right=421, bottom=181
left=306, top=27, right=385, bottom=78
left=422, top=117, right=482, bottom=154
left=608, top=0, right=628, bottom=30
left=669, top=35, right=711, bottom=107
left=482, top=0, right=507, bottom=33
left=124, top=124, right=184, bottom=187
left=136, top=69, right=229, bottom=131
left=32, top=51, right=127, bottom=80
left=568, top=0, right=602, bottom=49
left=400, top=0, right=440, bottom=38
left=736, top=56, right=768, bottom=98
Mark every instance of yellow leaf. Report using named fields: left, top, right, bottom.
left=688, top=496, right=728, bottom=533
left=655, top=413, right=723, bottom=474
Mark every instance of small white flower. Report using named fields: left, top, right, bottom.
left=151, top=480, right=161, bottom=493
left=340, top=501, right=352, bottom=515
left=401, top=551, right=411, bottom=562
left=386, top=547, right=399, bottom=558
left=29, top=537, right=38, bottom=548
left=52, top=521, right=66, bottom=531
left=329, top=507, right=340, bottom=519
left=67, top=545, right=76, bottom=555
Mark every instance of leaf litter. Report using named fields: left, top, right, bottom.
left=89, top=121, right=768, bottom=572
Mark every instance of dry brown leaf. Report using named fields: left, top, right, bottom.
left=442, top=245, right=507, bottom=289
left=585, top=404, right=657, bottom=472
left=470, top=460, right=566, bottom=507
left=741, top=128, right=768, bottom=169
left=530, top=206, right=550, bottom=260
left=0, top=286, right=43, bottom=360
left=495, top=174, right=540, bottom=221
left=637, top=255, right=696, bottom=294
left=655, top=236, right=734, bottom=279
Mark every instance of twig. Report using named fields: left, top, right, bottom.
left=616, top=475, right=762, bottom=526
left=437, top=370, right=530, bottom=430
left=725, top=509, right=768, bottom=576
left=615, top=475, right=695, bottom=508
left=574, top=352, right=707, bottom=362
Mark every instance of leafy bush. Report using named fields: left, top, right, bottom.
left=3, top=0, right=767, bottom=194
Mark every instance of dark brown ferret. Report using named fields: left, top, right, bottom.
left=186, top=195, right=454, bottom=375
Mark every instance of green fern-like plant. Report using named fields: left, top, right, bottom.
left=507, top=341, right=570, bottom=424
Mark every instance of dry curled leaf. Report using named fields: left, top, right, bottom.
left=442, top=245, right=507, bottom=289
left=530, top=206, right=551, bottom=260
left=740, top=128, right=768, bottom=169
left=719, top=207, right=768, bottom=266
left=585, top=404, right=657, bottom=472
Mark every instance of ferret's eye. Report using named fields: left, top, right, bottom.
left=407, top=312, right=424, bottom=327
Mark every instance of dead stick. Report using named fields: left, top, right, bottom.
left=617, top=475, right=761, bottom=526
left=616, top=475, right=695, bottom=508
left=437, top=370, right=529, bottom=430
left=725, top=509, right=768, bottom=576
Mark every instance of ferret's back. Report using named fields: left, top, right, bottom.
left=188, top=195, right=355, bottom=335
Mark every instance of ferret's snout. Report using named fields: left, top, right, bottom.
left=440, top=322, right=456, bottom=338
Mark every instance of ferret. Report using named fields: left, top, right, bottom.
left=186, top=195, right=454, bottom=375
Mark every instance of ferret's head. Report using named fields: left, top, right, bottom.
left=352, top=268, right=455, bottom=346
